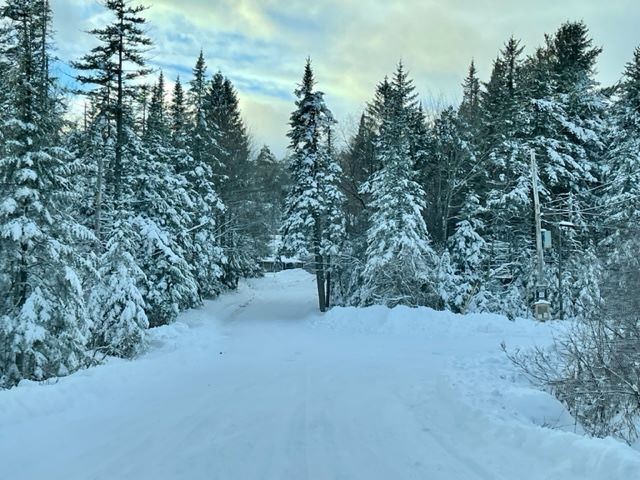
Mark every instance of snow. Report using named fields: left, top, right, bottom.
left=1, top=269, right=639, bottom=480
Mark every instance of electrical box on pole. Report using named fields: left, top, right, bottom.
left=541, top=229, right=552, bottom=250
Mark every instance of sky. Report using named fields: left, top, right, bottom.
left=51, top=0, right=640, bottom=157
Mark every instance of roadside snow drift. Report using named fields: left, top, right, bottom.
left=1, top=269, right=638, bottom=480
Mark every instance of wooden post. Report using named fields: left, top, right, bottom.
left=531, top=150, right=544, bottom=281
left=531, top=150, right=551, bottom=321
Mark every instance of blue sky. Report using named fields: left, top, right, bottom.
left=52, top=0, right=640, bottom=156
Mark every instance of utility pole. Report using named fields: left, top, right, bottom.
left=558, top=224, right=563, bottom=320
left=531, top=150, right=544, bottom=280
left=531, top=150, right=551, bottom=321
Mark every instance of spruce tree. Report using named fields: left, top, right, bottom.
left=170, top=76, right=188, bottom=141
left=89, top=221, right=148, bottom=358
left=477, top=37, right=534, bottom=316
left=187, top=51, right=217, bottom=175
left=72, top=0, right=156, bottom=352
left=0, top=0, right=92, bottom=387
left=458, top=60, right=482, bottom=136
left=173, top=72, right=226, bottom=298
left=599, top=46, right=640, bottom=310
left=252, top=145, right=288, bottom=259
left=281, top=59, right=345, bottom=311
left=359, top=64, right=438, bottom=307
left=173, top=76, right=226, bottom=300
left=529, top=22, right=606, bottom=318
left=134, top=74, right=200, bottom=326
left=204, top=70, right=258, bottom=287
left=73, top=0, right=152, bottom=204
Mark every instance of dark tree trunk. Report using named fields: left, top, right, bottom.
left=312, top=210, right=327, bottom=312
left=114, top=13, right=124, bottom=202
left=325, top=256, right=331, bottom=309
left=315, top=252, right=326, bottom=313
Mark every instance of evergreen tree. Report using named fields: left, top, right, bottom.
left=458, top=60, right=482, bottom=135
left=529, top=22, right=607, bottom=318
left=605, top=47, right=640, bottom=230
left=599, top=46, right=640, bottom=313
left=187, top=51, right=217, bottom=176
left=340, top=112, right=377, bottom=244
left=204, top=70, right=258, bottom=287
left=89, top=221, right=148, bottom=358
left=446, top=193, right=494, bottom=313
left=0, top=0, right=92, bottom=387
left=135, top=74, right=200, bottom=326
left=281, top=59, right=345, bottom=311
left=332, top=113, right=378, bottom=305
left=145, top=71, right=170, bottom=141
left=72, top=0, right=155, bottom=353
left=252, top=145, right=288, bottom=259
left=530, top=22, right=604, bottom=197
left=73, top=0, right=152, bottom=204
left=475, top=37, right=540, bottom=316
left=172, top=74, right=226, bottom=298
left=170, top=76, right=188, bottom=141
left=359, top=64, right=438, bottom=307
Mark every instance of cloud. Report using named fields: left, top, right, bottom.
left=52, top=0, right=640, bottom=156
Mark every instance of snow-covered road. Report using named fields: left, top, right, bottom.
left=1, top=270, right=639, bottom=479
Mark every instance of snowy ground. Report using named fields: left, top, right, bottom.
left=1, top=270, right=639, bottom=480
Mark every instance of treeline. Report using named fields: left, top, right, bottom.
left=0, top=0, right=287, bottom=388
left=285, top=21, right=640, bottom=321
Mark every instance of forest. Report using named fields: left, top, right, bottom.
left=1, top=0, right=640, bottom=443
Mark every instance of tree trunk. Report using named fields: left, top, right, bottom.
left=315, top=253, right=326, bottom=312
left=114, top=15, right=124, bottom=203
left=325, top=256, right=331, bottom=309
left=95, top=141, right=104, bottom=245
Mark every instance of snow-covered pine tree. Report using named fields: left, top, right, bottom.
left=170, top=76, right=188, bottom=140
left=72, top=0, right=155, bottom=352
left=601, top=47, right=640, bottom=255
left=0, top=0, right=92, bottom=387
left=187, top=51, right=218, bottom=181
left=359, top=64, right=438, bottom=308
left=318, top=123, right=346, bottom=306
left=73, top=0, right=152, bottom=205
left=599, top=45, right=640, bottom=317
left=72, top=0, right=153, bottom=245
left=458, top=60, right=482, bottom=138
left=204, top=71, right=260, bottom=287
left=527, top=22, right=607, bottom=318
left=252, top=145, right=288, bottom=260
left=447, top=193, right=495, bottom=313
left=89, top=221, right=148, bottom=358
left=171, top=76, right=226, bottom=299
left=133, top=73, right=199, bottom=326
left=145, top=72, right=170, bottom=140
left=436, top=61, right=496, bottom=313
left=281, top=59, right=345, bottom=312
left=331, top=112, right=377, bottom=304
left=476, top=37, right=533, bottom=316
